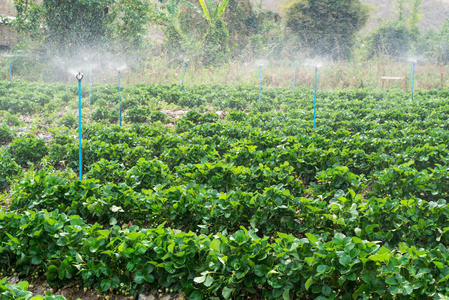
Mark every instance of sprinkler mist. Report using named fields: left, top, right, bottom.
left=411, top=60, right=417, bottom=101
left=118, top=69, right=122, bottom=126
left=8, top=58, right=12, bottom=83
left=76, top=72, right=84, bottom=180
left=181, top=62, right=187, bottom=91
left=293, top=63, right=297, bottom=92
left=89, top=67, right=92, bottom=105
left=258, top=64, right=262, bottom=103
left=313, top=66, right=318, bottom=129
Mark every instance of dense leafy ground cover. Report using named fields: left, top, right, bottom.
left=2, top=80, right=449, bottom=299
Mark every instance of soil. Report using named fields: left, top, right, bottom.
left=5, top=275, right=185, bottom=300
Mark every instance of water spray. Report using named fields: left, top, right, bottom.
left=181, top=62, right=187, bottom=91
left=313, top=66, right=318, bottom=129
left=89, top=67, right=92, bottom=105
left=293, top=63, right=297, bottom=92
left=76, top=72, right=84, bottom=180
left=118, top=70, right=122, bottom=126
left=258, top=65, right=262, bottom=103
left=411, top=60, right=417, bottom=101
left=8, top=58, right=11, bottom=83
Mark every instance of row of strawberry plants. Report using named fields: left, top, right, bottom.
left=2, top=208, right=449, bottom=299
left=9, top=166, right=449, bottom=250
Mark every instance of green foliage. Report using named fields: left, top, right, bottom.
left=420, top=18, right=449, bottom=62
left=91, top=107, right=118, bottom=123
left=226, top=110, right=247, bottom=122
left=283, top=0, right=369, bottom=59
left=6, top=81, right=449, bottom=299
left=2, top=112, right=21, bottom=127
left=85, top=159, right=126, bottom=184
left=367, top=20, right=411, bottom=58
left=149, top=110, right=168, bottom=123
left=0, top=124, right=15, bottom=145
left=59, top=114, right=77, bottom=128
left=0, top=149, right=21, bottom=190
left=8, top=135, right=49, bottom=166
left=125, top=105, right=149, bottom=123
left=0, top=277, right=69, bottom=300
left=183, top=0, right=231, bottom=65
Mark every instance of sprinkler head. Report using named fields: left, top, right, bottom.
left=414, top=60, right=417, bottom=64
left=76, top=72, right=84, bottom=82
left=315, top=65, right=319, bottom=71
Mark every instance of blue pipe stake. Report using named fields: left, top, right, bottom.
left=76, top=72, right=84, bottom=181
left=181, top=62, right=186, bottom=91
left=411, top=61, right=416, bottom=101
left=118, top=71, right=122, bottom=126
left=89, top=67, right=92, bottom=105
left=313, top=67, right=318, bottom=129
left=8, top=58, right=11, bottom=83
left=293, top=63, right=297, bottom=92
left=259, top=66, right=262, bottom=103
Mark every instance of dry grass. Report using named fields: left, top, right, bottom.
left=103, top=56, right=448, bottom=91
left=0, top=0, right=16, bottom=16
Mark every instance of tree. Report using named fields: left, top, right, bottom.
left=283, top=0, right=370, bottom=59
left=183, top=0, right=231, bottom=65
left=367, top=20, right=411, bottom=58
left=13, top=0, right=151, bottom=56
left=408, top=0, right=423, bottom=38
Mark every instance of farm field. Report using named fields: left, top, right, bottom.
left=2, top=80, right=449, bottom=299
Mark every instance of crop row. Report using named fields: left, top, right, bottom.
left=2, top=209, right=449, bottom=299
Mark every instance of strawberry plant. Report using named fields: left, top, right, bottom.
left=8, top=135, right=49, bottom=166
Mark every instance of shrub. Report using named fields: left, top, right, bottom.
left=125, top=106, right=149, bottom=123
left=184, top=110, right=202, bottom=124
left=226, top=111, right=247, bottom=122
left=4, top=114, right=20, bottom=126
left=125, top=158, right=172, bottom=191
left=8, top=135, right=49, bottom=166
left=85, top=159, right=126, bottom=184
left=0, top=149, right=21, bottom=190
left=0, top=124, right=14, bottom=145
left=60, top=114, right=77, bottom=128
left=201, top=112, right=219, bottom=123
left=367, top=20, right=411, bottom=58
left=149, top=111, right=168, bottom=123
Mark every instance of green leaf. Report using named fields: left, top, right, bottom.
left=385, top=277, right=397, bottom=285
left=222, top=286, right=235, bottom=299
left=255, top=265, right=267, bottom=277
left=282, top=289, right=290, bottom=300
left=190, top=291, right=204, bottom=300
left=339, top=254, right=351, bottom=266
left=322, top=285, right=332, bottom=297
left=210, top=239, right=221, bottom=252
left=194, top=275, right=206, bottom=284
left=305, top=233, right=317, bottom=244
left=204, top=275, right=214, bottom=287
left=31, top=256, right=43, bottom=265
left=305, top=277, right=314, bottom=291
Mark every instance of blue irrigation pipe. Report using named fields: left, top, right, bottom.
left=259, top=66, right=262, bottom=103
left=8, top=58, right=11, bottom=83
left=89, top=67, right=92, bottom=105
left=313, top=67, right=318, bottom=129
left=293, top=63, right=297, bottom=92
left=411, top=60, right=416, bottom=101
left=181, top=62, right=186, bottom=91
left=118, top=71, right=122, bottom=126
left=76, top=72, right=84, bottom=180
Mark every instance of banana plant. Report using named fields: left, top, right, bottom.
left=182, top=0, right=230, bottom=25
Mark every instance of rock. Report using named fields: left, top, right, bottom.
left=138, top=291, right=157, bottom=300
